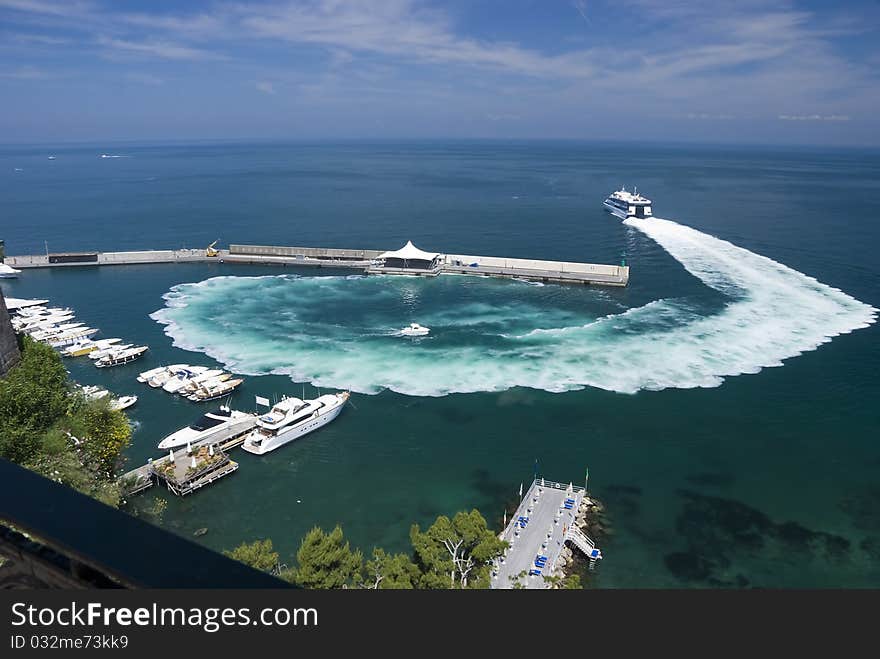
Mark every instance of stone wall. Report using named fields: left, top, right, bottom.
left=0, top=289, right=21, bottom=376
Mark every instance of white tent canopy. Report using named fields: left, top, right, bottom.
left=378, top=241, right=439, bottom=262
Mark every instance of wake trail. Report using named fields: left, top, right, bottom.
left=152, top=219, right=877, bottom=396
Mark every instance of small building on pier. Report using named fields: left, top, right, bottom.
left=369, top=241, right=443, bottom=276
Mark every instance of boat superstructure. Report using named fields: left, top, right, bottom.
left=241, top=392, right=349, bottom=455
left=603, top=187, right=653, bottom=219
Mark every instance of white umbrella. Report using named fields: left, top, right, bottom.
left=168, top=449, right=174, bottom=463
left=186, top=441, right=192, bottom=455
left=190, top=456, right=197, bottom=469
left=208, top=444, right=215, bottom=456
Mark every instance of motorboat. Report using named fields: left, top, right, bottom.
left=186, top=377, right=243, bottom=402
left=110, top=395, right=138, bottom=411
left=63, top=338, right=122, bottom=357
left=157, top=406, right=257, bottom=450
left=180, top=371, right=230, bottom=395
left=4, top=298, right=49, bottom=313
left=29, top=322, right=85, bottom=339
left=241, top=391, right=349, bottom=455
left=95, top=345, right=148, bottom=368
left=15, top=314, right=75, bottom=332
left=137, top=366, right=168, bottom=383
left=45, top=328, right=99, bottom=348
left=0, top=263, right=20, bottom=278
left=90, top=343, right=133, bottom=360
left=146, top=364, right=192, bottom=387
left=399, top=323, right=430, bottom=337
left=81, top=385, right=110, bottom=401
left=162, top=366, right=211, bottom=394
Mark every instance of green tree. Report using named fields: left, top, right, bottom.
left=410, top=509, right=507, bottom=589
left=76, top=399, right=132, bottom=476
left=289, top=526, right=362, bottom=589
left=224, top=539, right=280, bottom=573
left=359, top=548, right=421, bottom=589
left=0, top=337, right=69, bottom=463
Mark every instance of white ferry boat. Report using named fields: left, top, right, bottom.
left=603, top=187, right=653, bottom=219
left=241, top=392, right=349, bottom=455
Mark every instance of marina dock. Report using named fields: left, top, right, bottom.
left=493, top=478, right=602, bottom=589
left=6, top=242, right=629, bottom=287
left=120, top=417, right=257, bottom=497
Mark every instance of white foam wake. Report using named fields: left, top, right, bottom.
left=151, top=219, right=876, bottom=396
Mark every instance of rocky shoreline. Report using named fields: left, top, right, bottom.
left=546, top=493, right=612, bottom=588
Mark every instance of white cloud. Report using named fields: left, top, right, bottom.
left=778, top=114, right=851, bottom=121
left=125, top=72, right=164, bottom=86
left=96, top=36, right=221, bottom=61
left=255, top=81, right=276, bottom=95
left=0, top=65, right=49, bottom=79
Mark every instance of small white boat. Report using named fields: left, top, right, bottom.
left=45, top=328, right=99, bottom=348
left=29, top=322, right=85, bottom=339
left=81, top=385, right=110, bottom=401
left=16, top=314, right=75, bottom=331
left=137, top=363, right=189, bottom=383
left=90, top=343, right=133, bottom=360
left=241, top=392, right=349, bottom=455
left=64, top=338, right=122, bottom=357
left=45, top=328, right=98, bottom=348
left=96, top=345, right=149, bottom=368
left=186, top=377, right=243, bottom=402
left=178, top=370, right=227, bottom=395
left=399, top=323, right=430, bottom=337
left=4, top=298, right=48, bottom=311
left=110, top=395, right=138, bottom=411
left=0, top=263, right=21, bottom=278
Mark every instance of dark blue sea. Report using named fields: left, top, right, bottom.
left=2, top=141, right=879, bottom=587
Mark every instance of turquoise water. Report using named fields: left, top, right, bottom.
left=2, top=141, right=879, bottom=587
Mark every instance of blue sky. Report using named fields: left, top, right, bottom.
left=1, top=0, right=878, bottom=145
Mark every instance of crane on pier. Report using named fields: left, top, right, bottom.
left=206, top=240, right=220, bottom=257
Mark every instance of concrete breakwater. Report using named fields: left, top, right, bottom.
left=6, top=243, right=629, bottom=287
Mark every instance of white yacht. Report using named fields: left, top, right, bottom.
left=400, top=323, right=430, bottom=337
left=0, top=263, right=20, bottom=278
left=241, top=392, right=350, bottom=455
left=603, top=187, right=653, bottom=219
left=158, top=406, right=257, bottom=450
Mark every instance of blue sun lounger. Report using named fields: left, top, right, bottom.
left=529, top=569, right=542, bottom=576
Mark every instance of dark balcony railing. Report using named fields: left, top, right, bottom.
left=0, top=459, right=290, bottom=588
